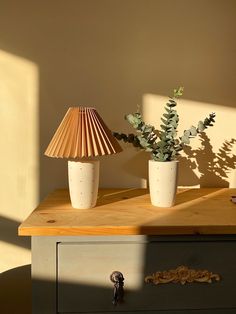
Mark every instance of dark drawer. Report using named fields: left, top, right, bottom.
left=57, top=237, right=236, bottom=313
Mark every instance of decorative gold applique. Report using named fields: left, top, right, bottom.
left=145, top=265, right=220, bottom=285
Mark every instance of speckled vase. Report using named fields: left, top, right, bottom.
left=68, top=160, right=99, bottom=209
left=148, top=160, right=178, bottom=207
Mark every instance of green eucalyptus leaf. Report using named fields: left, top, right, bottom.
left=181, top=136, right=190, bottom=144
left=164, top=153, right=170, bottom=160
left=170, top=120, right=178, bottom=128
left=157, top=141, right=166, bottom=148
left=163, top=113, right=170, bottom=119
left=198, top=121, right=205, bottom=131
left=144, top=125, right=154, bottom=133
left=125, top=114, right=140, bottom=127
left=161, top=118, right=168, bottom=124
left=152, top=155, right=159, bottom=161
left=158, top=152, right=165, bottom=161
left=160, top=124, right=167, bottom=130
left=184, top=130, right=191, bottom=137
left=174, top=86, right=184, bottom=98
left=190, top=126, right=197, bottom=136
left=137, top=136, right=151, bottom=149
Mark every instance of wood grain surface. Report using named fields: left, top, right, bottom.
left=18, top=188, right=236, bottom=236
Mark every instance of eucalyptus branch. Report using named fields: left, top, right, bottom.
left=113, top=87, right=216, bottom=161
left=112, top=132, right=143, bottom=148
left=179, top=112, right=216, bottom=148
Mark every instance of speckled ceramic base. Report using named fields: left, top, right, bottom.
left=68, top=160, right=99, bottom=209
left=148, top=160, right=178, bottom=207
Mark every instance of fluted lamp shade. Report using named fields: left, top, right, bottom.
left=45, top=107, right=122, bottom=209
left=45, top=107, right=122, bottom=158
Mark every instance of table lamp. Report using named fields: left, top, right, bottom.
left=45, top=107, right=122, bottom=209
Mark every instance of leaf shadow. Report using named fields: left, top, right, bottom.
left=179, top=133, right=236, bottom=187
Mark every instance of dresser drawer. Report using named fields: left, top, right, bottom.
left=57, top=237, right=236, bottom=313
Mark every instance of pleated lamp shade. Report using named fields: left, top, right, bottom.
left=45, top=107, right=122, bottom=158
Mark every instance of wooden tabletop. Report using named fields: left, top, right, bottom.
left=18, top=188, right=236, bottom=236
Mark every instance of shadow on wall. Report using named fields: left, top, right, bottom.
left=0, top=216, right=30, bottom=250
left=179, top=134, right=236, bottom=187
left=0, top=264, right=31, bottom=314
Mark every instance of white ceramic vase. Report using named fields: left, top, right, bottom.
left=148, top=159, right=178, bottom=207
left=68, top=160, right=99, bottom=209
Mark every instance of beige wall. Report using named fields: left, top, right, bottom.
left=0, top=50, right=39, bottom=272
left=0, top=0, right=236, bottom=272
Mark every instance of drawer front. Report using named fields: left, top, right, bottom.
left=57, top=239, right=236, bottom=313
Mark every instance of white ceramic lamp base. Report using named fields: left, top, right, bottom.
left=68, top=160, right=99, bottom=209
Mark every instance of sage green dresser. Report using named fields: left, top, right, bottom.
left=19, top=188, right=236, bottom=314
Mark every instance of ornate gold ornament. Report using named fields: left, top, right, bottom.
left=145, top=265, right=220, bottom=285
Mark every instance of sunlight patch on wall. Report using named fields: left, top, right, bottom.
left=0, top=241, right=31, bottom=273
left=0, top=49, right=39, bottom=271
left=142, top=94, right=236, bottom=188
